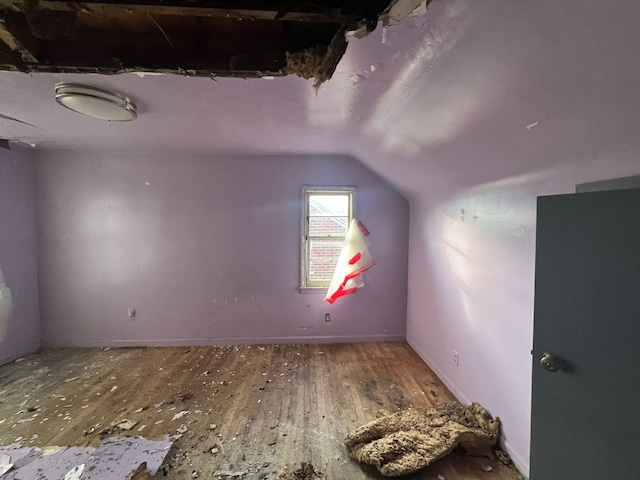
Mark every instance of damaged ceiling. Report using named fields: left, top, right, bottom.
left=0, top=0, right=419, bottom=84
left=1, top=0, right=639, bottom=186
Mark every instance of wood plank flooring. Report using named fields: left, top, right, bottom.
left=0, top=343, right=523, bottom=479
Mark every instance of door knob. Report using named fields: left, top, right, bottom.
left=540, top=352, right=564, bottom=372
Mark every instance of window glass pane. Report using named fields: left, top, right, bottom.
left=309, top=195, right=349, bottom=216
left=309, top=216, right=348, bottom=237
left=308, top=238, right=342, bottom=282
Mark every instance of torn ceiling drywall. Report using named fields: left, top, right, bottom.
left=0, top=0, right=429, bottom=84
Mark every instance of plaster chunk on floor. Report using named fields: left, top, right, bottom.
left=344, top=402, right=500, bottom=477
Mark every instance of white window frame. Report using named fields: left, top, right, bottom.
left=300, top=186, right=355, bottom=291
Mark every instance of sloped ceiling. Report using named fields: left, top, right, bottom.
left=1, top=0, right=639, bottom=198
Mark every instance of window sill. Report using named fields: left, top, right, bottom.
left=299, top=287, right=327, bottom=294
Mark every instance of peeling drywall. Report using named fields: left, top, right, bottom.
left=0, top=436, right=172, bottom=478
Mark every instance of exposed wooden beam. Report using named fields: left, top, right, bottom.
left=0, top=41, right=26, bottom=69
left=21, top=1, right=352, bottom=23
left=0, top=11, right=37, bottom=63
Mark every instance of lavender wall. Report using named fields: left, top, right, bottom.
left=36, top=152, right=408, bottom=347
left=340, top=1, right=640, bottom=474
left=0, top=148, right=40, bottom=365
left=405, top=156, right=640, bottom=476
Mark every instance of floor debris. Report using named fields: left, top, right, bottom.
left=0, top=344, right=523, bottom=479
left=113, top=419, right=139, bottom=431
left=275, top=462, right=326, bottom=480
left=128, top=462, right=154, bottom=480
left=345, top=403, right=500, bottom=477
left=0, top=453, right=12, bottom=475
left=64, top=464, right=85, bottom=480
left=172, top=410, right=189, bottom=421
left=9, top=446, right=91, bottom=479
left=211, top=470, right=247, bottom=479
left=0, top=436, right=173, bottom=479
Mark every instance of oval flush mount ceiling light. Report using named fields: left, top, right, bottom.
left=54, top=83, right=137, bottom=121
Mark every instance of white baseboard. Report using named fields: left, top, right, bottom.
left=502, top=439, right=529, bottom=478
left=43, top=333, right=406, bottom=348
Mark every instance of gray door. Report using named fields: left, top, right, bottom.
left=530, top=188, right=640, bottom=479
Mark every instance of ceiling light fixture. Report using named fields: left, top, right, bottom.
left=54, top=83, right=137, bottom=121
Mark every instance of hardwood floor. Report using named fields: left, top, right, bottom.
left=0, top=343, right=523, bottom=479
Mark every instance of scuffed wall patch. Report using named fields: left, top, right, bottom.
left=0, top=267, right=13, bottom=342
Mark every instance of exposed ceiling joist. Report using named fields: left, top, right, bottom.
left=0, top=0, right=416, bottom=83
left=0, top=11, right=37, bottom=63
left=32, top=0, right=353, bottom=23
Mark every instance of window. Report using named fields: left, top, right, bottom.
left=301, top=187, right=355, bottom=289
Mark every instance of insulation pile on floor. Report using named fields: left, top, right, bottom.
left=344, top=403, right=500, bottom=477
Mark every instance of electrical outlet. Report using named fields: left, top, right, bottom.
left=453, top=349, right=459, bottom=367
left=325, top=313, right=331, bottom=322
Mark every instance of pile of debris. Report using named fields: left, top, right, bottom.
left=345, top=402, right=500, bottom=477
left=275, top=462, right=326, bottom=480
